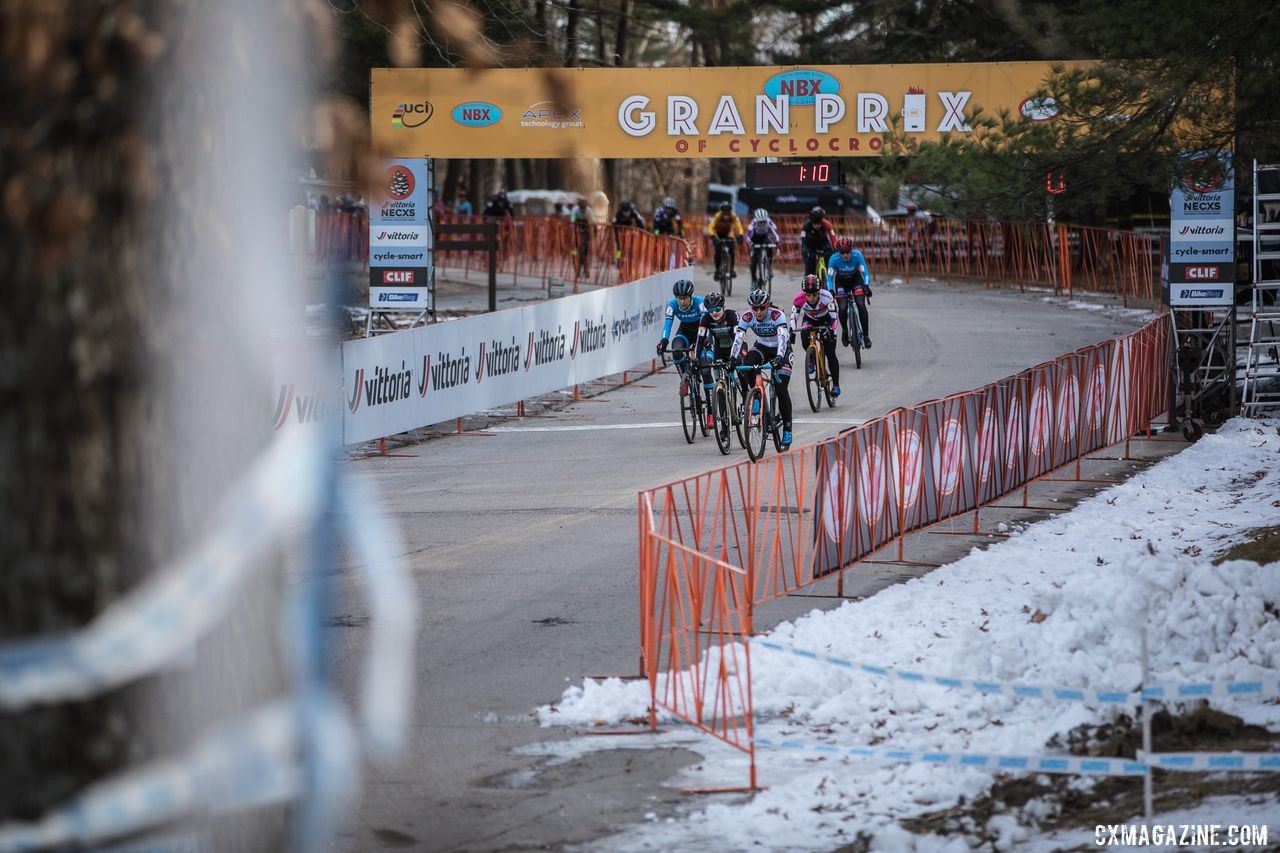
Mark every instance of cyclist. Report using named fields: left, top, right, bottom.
left=731, top=288, right=794, bottom=450
left=694, top=290, right=740, bottom=430
left=825, top=236, right=873, bottom=348
left=746, top=208, right=780, bottom=286
left=657, top=278, right=704, bottom=388
left=800, top=205, right=836, bottom=277
left=652, top=195, right=684, bottom=238
left=706, top=201, right=744, bottom=282
left=790, top=274, right=841, bottom=397
left=612, top=200, right=645, bottom=230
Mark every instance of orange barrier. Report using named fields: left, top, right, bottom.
left=313, top=210, right=1160, bottom=304
left=749, top=215, right=1161, bottom=306
left=636, top=315, right=1171, bottom=787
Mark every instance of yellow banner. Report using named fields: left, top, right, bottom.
left=372, top=62, right=1081, bottom=159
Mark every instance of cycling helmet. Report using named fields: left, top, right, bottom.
left=753, top=208, right=768, bottom=222
left=718, top=201, right=731, bottom=213
left=663, top=196, right=676, bottom=209
left=747, top=288, right=771, bottom=308
left=835, top=236, right=854, bottom=254
left=620, top=200, right=632, bottom=211
left=809, top=206, right=825, bottom=222
left=704, top=291, right=725, bottom=311
left=672, top=279, right=695, bottom=298
left=801, top=274, right=821, bottom=294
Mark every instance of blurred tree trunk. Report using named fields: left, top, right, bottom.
left=0, top=0, right=157, bottom=821
left=565, top=0, right=580, bottom=65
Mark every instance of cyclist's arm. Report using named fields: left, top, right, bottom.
left=767, top=220, right=780, bottom=244
left=661, top=300, right=676, bottom=339
left=730, top=325, right=747, bottom=360
left=732, top=216, right=744, bottom=238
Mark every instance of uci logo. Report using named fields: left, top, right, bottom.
left=392, top=101, right=433, bottom=128
left=452, top=102, right=502, bottom=127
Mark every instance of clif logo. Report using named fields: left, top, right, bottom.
left=1186, top=266, right=1219, bottom=280
left=383, top=270, right=415, bottom=284
left=392, top=102, right=433, bottom=129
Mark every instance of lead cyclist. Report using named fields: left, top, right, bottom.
left=825, top=236, right=873, bottom=348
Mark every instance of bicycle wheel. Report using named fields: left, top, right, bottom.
left=697, top=385, right=710, bottom=437
left=849, top=311, right=863, bottom=370
left=763, top=252, right=773, bottom=296
left=679, top=375, right=698, bottom=443
left=745, top=387, right=767, bottom=461
left=713, top=385, right=733, bottom=455
left=804, top=345, right=821, bottom=412
left=768, top=383, right=786, bottom=454
left=722, top=246, right=733, bottom=297
left=734, top=382, right=749, bottom=449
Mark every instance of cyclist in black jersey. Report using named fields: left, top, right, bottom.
left=694, top=291, right=740, bottom=430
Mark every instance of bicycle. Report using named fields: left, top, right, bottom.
left=750, top=243, right=776, bottom=295
left=665, top=340, right=708, bottom=443
left=735, top=363, right=786, bottom=462
left=708, top=358, right=745, bottom=455
left=803, top=328, right=838, bottom=411
left=712, top=237, right=735, bottom=297
left=834, top=291, right=864, bottom=370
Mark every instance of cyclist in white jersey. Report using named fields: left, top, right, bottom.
left=731, top=288, right=794, bottom=449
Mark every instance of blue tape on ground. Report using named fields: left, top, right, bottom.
left=753, top=737, right=1148, bottom=776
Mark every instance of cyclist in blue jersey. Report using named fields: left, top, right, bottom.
left=731, top=288, right=794, bottom=449
left=825, top=236, right=873, bottom=348
left=657, top=278, right=704, bottom=386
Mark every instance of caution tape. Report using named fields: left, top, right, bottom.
left=756, top=642, right=1280, bottom=709
left=0, top=695, right=357, bottom=853
left=754, top=641, right=1137, bottom=705
left=753, top=738, right=1147, bottom=776
left=0, top=435, right=323, bottom=711
left=1145, top=752, right=1280, bottom=772
left=1142, top=677, right=1280, bottom=702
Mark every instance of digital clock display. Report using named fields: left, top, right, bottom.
left=746, top=161, right=839, bottom=188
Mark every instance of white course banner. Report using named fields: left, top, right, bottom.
left=342, top=269, right=683, bottom=444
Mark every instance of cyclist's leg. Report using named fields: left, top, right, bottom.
left=824, top=328, right=841, bottom=386
left=802, top=250, right=815, bottom=277
left=739, top=348, right=762, bottom=400
left=855, top=294, right=870, bottom=343
left=799, top=327, right=815, bottom=373
left=837, top=296, right=851, bottom=345
left=768, top=345, right=794, bottom=430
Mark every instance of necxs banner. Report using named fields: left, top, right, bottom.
left=372, top=62, right=1078, bottom=159
left=341, top=269, right=681, bottom=444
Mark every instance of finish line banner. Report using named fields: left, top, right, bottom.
left=372, top=62, right=1079, bottom=159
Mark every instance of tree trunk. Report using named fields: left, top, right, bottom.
left=565, top=0, right=580, bottom=66
left=442, top=159, right=462, bottom=206
left=614, top=0, right=631, bottom=65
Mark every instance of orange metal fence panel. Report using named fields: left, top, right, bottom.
left=636, top=315, right=1171, bottom=787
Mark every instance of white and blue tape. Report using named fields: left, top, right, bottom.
left=0, top=435, right=323, bottom=712
left=1141, top=677, right=1280, bottom=702
left=753, top=738, right=1148, bottom=776
left=1144, top=752, right=1280, bottom=772
left=754, top=641, right=1138, bottom=705
left=0, top=696, right=357, bottom=853
left=755, top=641, right=1280, bottom=708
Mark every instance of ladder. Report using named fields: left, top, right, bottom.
left=1240, top=160, right=1280, bottom=415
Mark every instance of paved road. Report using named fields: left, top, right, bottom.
left=329, top=278, right=1150, bottom=851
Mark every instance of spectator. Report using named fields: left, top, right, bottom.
left=483, top=190, right=514, bottom=218
left=455, top=190, right=472, bottom=217
left=570, top=197, right=593, bottom=277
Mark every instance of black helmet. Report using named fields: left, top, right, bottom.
left=809, top=206, right=825, bottom=221
left=620, top=200, right=632, bottom=210
left=718, top=201, right=731, bottom=213
left=747, top=288, right=770, bottom=308
left=801, top=274, right=821, bottom=294
left=704, top=291, right=725, bottom=311
left=673, top=279, right=695, bottom=298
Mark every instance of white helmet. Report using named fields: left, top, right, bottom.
left=663, top=196, right=676, bottom=209
left=753, top=208, right=768, bottom=222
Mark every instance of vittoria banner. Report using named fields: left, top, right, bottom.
left=372, top=62, right=1082, bottom=159
left=341, top=268, right=681, bottom=444
left=370, top=158, right=433, bottom=309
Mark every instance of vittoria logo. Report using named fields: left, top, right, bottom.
left=349, top=362, right=413, bottom=413
left=272, top=384, right=336, bottom=429
left=525, top=327, right=568, bottom=371
left=476, top=337, right=522, bottom=384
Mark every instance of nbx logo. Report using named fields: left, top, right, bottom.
left=461, top=106, right=492, bottom=122
left=778, top=78, right=824, bottom=97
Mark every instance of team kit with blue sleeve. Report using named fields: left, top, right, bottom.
left=825, top=247, right=873, bottom=348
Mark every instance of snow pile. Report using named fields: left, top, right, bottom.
left=540, top=419, right=1280, bottom=850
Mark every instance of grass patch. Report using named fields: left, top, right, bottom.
left=1215, top=524, right=1280, bottom=565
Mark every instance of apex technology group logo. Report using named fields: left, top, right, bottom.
left=521, top=101, right=584, bottom=129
